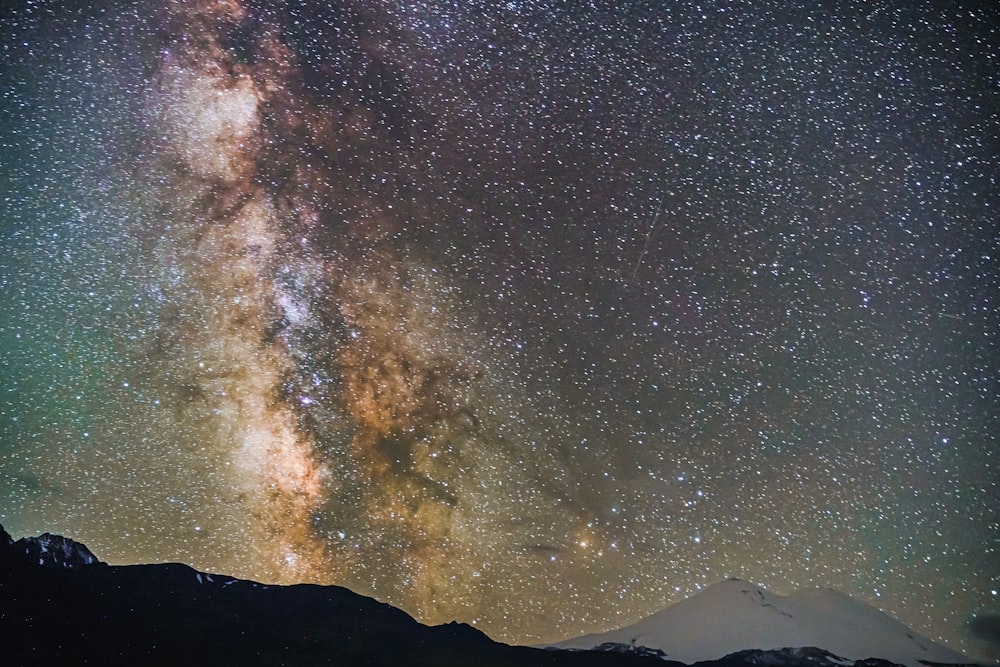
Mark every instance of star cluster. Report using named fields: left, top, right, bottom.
left=0, top=0, right=997, bottom=662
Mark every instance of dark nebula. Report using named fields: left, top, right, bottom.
left=969, top=615, right=1000, bottom=649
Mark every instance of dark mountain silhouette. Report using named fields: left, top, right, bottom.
left=0, top=525, right=932, bottom=667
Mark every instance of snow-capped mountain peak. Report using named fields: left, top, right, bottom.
left=553, top=578, right=974, bottom=667
left=13, top=531, right=104, bottom=569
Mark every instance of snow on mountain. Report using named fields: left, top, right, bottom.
left=13, top=531, right=104, bottom=568
left=553, top=578, right=973, bottom=667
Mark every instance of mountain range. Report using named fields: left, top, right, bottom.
left=552, top=578, right=972, bottom=667
left=0, top=525, right=977, bottom=666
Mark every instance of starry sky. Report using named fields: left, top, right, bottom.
left=0, top=0, right=997, bottom=661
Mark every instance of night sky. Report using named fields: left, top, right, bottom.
left=1, top=0, right=997, bottom=661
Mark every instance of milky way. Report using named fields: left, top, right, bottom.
left=1, top=0, right=997, bottom=662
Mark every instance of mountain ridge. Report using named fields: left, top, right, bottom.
left=0, top=526, right=977, bottom=666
